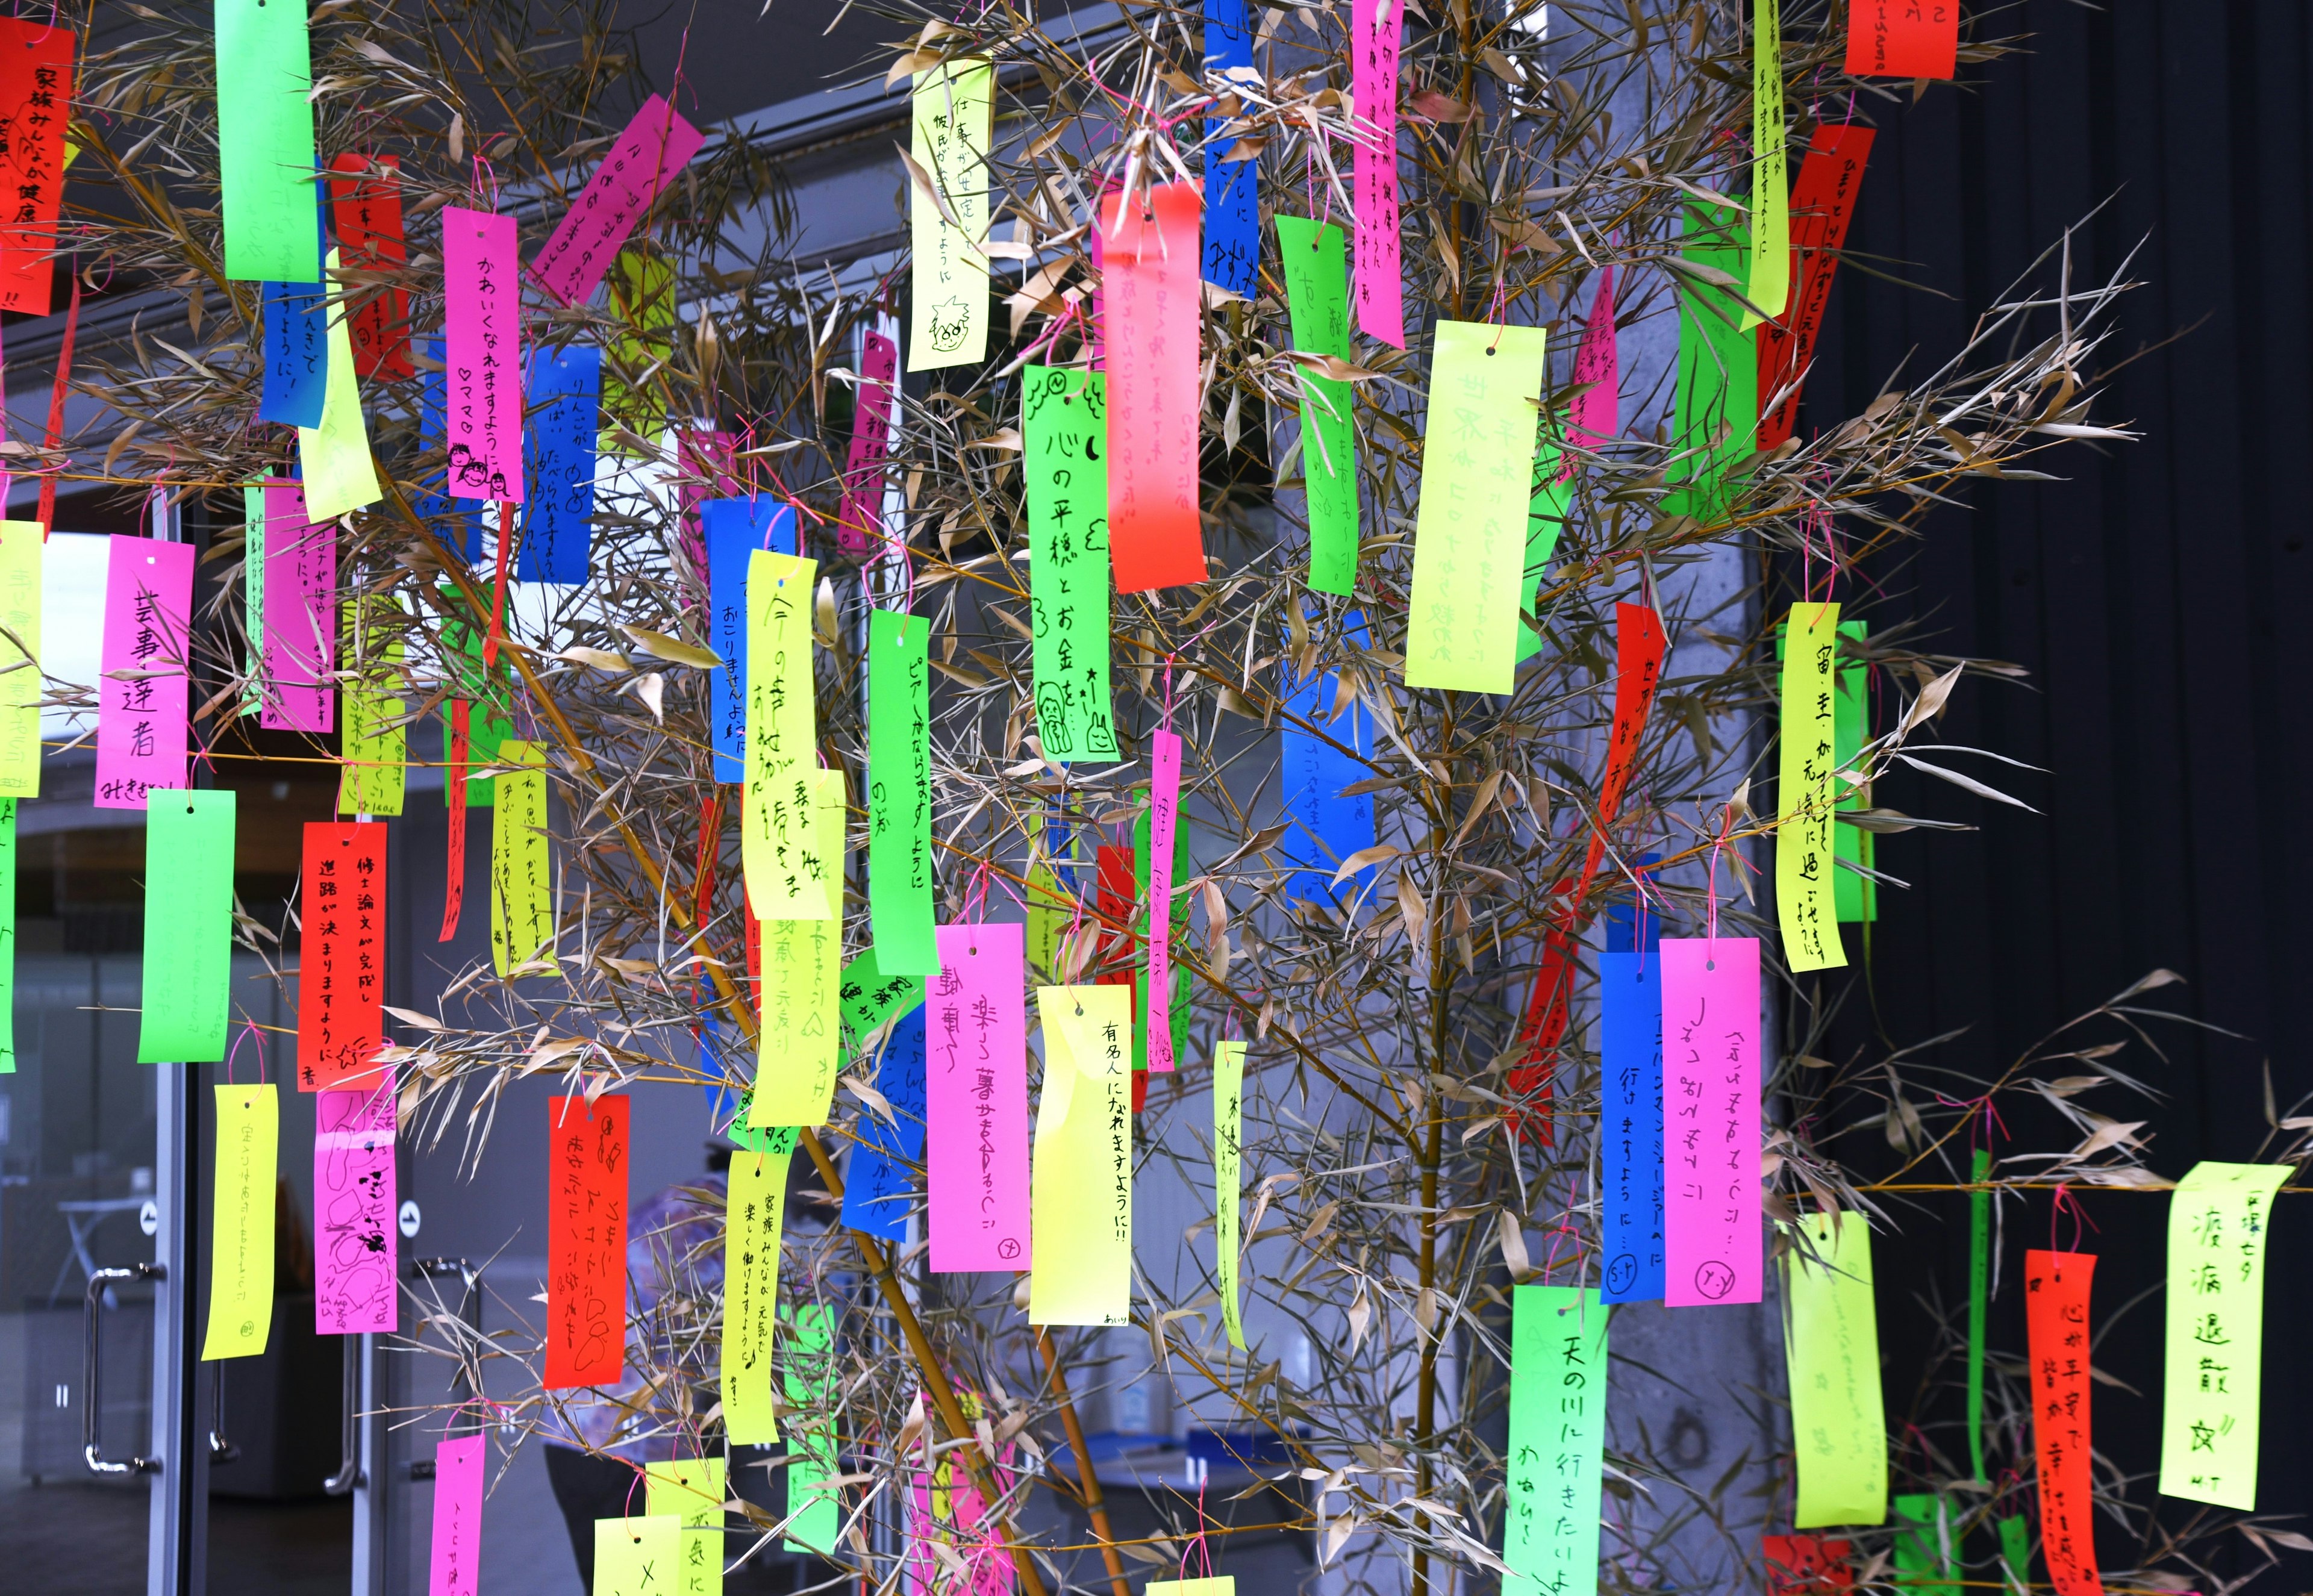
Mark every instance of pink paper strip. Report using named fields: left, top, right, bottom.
left=1098, top=181, right=1206, bottom=592
left=1566, top=265, right=1619, bottom=460
left=907, top=1427, right=1015, bottom=1596
left=927, top=923, right=1031, bottom=1273
left=261, top=478, right=336, bottom=733
left=1661, top=935, right=1762, bottom=1308
left=838, top=330, right=899, bottom=555
left=528, top=95, right=704, bottom=308
left=443, top=207, right=525, bottom=503
left=96, top=535, right=193, bottom=811
left=679, top=428, right=740, bottom=621
left=1084, top=176, right=1121, bottom=370
left=314, top=1065, right=396, bottom=1335
left=428, top=1432, right=485, bottom=1596
left=1145, top=729, right=1182, bottom=1072
left=1352, top=0, right=1405, bottom=348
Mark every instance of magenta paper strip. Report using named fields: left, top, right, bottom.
left=679, top=428, right=739, bottom=622
left=96, top=536, right=193, bottom=811
left=261, top=478, right=336, bottom=734
left=906, top=1438, right=1014, bottom=1596
left=1567, top=265, right=1619, bottom=459
left=1352, top=0, right=1405, bottom=348
left=927, top=923, right=1031, bottom=1273
left=314, top=1066, right=396, bottom=1335
left=1661, top=935, right=1762, bottom=1307
left=528, top=94, right=704, bottom=308
left=428, top=1432, right=485, bottom=1596
left=442, top=206, right=524, bottom=503
left=1146, top=729, right=1182, bottom=1073
left=838, top=330, right=899, bottom=555
left=1097, top=181, right=1206, bottom=593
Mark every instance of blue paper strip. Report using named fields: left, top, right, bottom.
left=702, top=496, right=795, bottom=784
left=417, top=338, right=482, bottom=563
left=1598, top=949, right=1664, bottom=1304
left=258, top=277, right=328, bottom=429
left=1602, top=853, right=1664, bottom=953
left=838, top=1005, right=928, bottom=1239
left=1200, top=0, right=1259, bottom=297
left=519, top=344, right=600, bottom=584
left=1279, top=616, right=1374, bottom=903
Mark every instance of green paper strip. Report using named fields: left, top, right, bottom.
left=139, top=790, right=236, bottom=1064
left=1215, top=1038, right=1246, bottom=1350
left=1966, top=1146, right=1990, bottom=1482
left=1405, top=320, right=1549, bottom=694
left=867, top=609, right=937, bottom=974
left=0, top=801, right=16, bottom=1073
left=1518, top=476, right=1572, bottom=664
left=1276, top=216, right=1358, bottom=594
left=1776, top=602, right=1845, bottom=972
left=840, top=941, right=926, bottom=1043
left=440, top=588, right=511, bottom=806
left=1667, top=206, right=1756, bottom=523
left=2159, top=1160, right=2291, bottom=1509
left=781, top=1301, right=841, bottom=1553
left=1742, top=0, right=1789, bottom=329
left=1997, top=1514, right=2033, bottom=1596
left=0, top=520, right=41, bottom=796
left=215, top=0, right=319, bottom=283
left=1020, top=366, right=1119, bottom=764
left=1891, top=1494, right=1956, bottom=1596
left=1131, top=805, right=1191, bottom=1072
left=1834, top=620, right=1875, bottom=922
left=1503, top=1285, right=1608, bottom=1596
left=1782, top=1214, right=1888, bottom=1527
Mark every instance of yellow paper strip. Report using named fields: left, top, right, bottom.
left=0, top=522, right=40, bottom=797
left=299, top=249, right=381, bottom=521
left=1029, top=983, right=1132, bottom=1326
left=490, top=738, right=556, bottom=976
left=645, top=1457, right=727, bottom=1596
left=1741, top=0, right=1790, bottom=329
left=337, top=598, right=405, bottom=817
left=722, top=1130, right=794, bottom=1445
left=2159, top=1160, right=2290, bottom=1509
left=907, top=60, right=992, bottom=372
left=741, top=550, right=826, bottom=918
left=593, top=1515, right=682, bottom=1596
left=1216, top=1038, right=1247, bottom=1350
left=751, top=769, right=845, bottom=1127
left=1776, top=602, right=1846, bottom=971
left=202, top=1082, right=278, bottom=1360
left=1784, top=1213, right=1888, bottom=1527
left=1405, top=321, right=1549, bottom=694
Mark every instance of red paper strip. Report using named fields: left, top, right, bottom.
left=528, top=94, right=704, bottom=308
left=1351, top=0, right=1405, bottom=347
left=327, top=152, right=413, bottom=380
left=296, top=821, right=388, bottom=1091
left=1844, top=0, right=1958, bottom=80
left=838, top=329, right=899, bottom=555
left=440, top=702, right=469, bottom=942
left=1765, top=1536, right=1854, bottom=1596
left=1097, top=182, right=1206, bottom=592
left=36, top=273, right=77, bottom=532
left=2026, top=1250, right=2103, bottom=1596
left=545, top=1094, right=629, bottom=1389
left=1757, top=125, right=1874, bottom=451
left=0, top=20, right=72, bottom=316
left=1094, top=843, right=1143, bottom=1111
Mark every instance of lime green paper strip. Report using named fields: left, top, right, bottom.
left=1833, top=620, right=1874, bottom=922
left=339, top=599, right=406, bottom=817
left=1276, top=216, right=1358, bottom=594
left=1997, top=1515, right=2033, bottom=1596
left=1891, top=1494, right=1956, bottom=1596
left=0, top=521, right=41, bottom=796
left=439, top=591, right=510, bottom=806
left=1776, top=602, right=1846, bottom=972
left=1214, top=1038, right=1246, bottom=1350
left=781, top=1301, right=842, bottom=1553
left=907, top=60, right=992, bottom=372
left=1020, top=367, right=1119, bottom=764
left=741, top=550, right=825, bottom=917
left=1742, top=0, right=1789, bottom=329
left=645, top=1457, right=727, bottom=1596
left=593, top=1515, right=682, bottom=1596
left=202, top=1082, right=277, bottom=1360
left=490, top=740, right=556, bottom=976
left=1405, top=320, right=1549, bottom=694
left=214, top=0, right=319, bottom=283
left=1966, top=1145, right=1990, bottom=1482
left=840, top=939, right=927, bottom=1044
left=1029, top=983, right=1132, bottom=1326
left=721, top=1130, right=795, bottom=1446
left=1147, top=1583, right=1235, bottom=1596
left=0, top=801, right=16, bottom=1073
left=138, top=790, right=236, bottom=1064
left=1783, top=1213, right=1888, bottom=1526
left=867, top=609, right=937, bottom=974
left=299, top=250, right=381, bottom=520
left=1131, top=805, right=1190, bottom=1072
left=2159, top=1159, right=2291, bottom=1509
left=1503, top=1285, right=1608, bottom=1595
left=1667, top=207, right=1756, bottom=522
left=241, top=485, right=266, bottom=718
left=752, top=771, right=844, bottom=1128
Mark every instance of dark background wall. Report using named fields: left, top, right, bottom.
left=1804, top=1, right=2313, bottom=1580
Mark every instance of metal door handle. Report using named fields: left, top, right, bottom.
left=208, top=1362, right=239, bottom=1464
left=323, top=1333, right=364, bottom=1494
left=83, top=1264, right=164, bottom=1476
